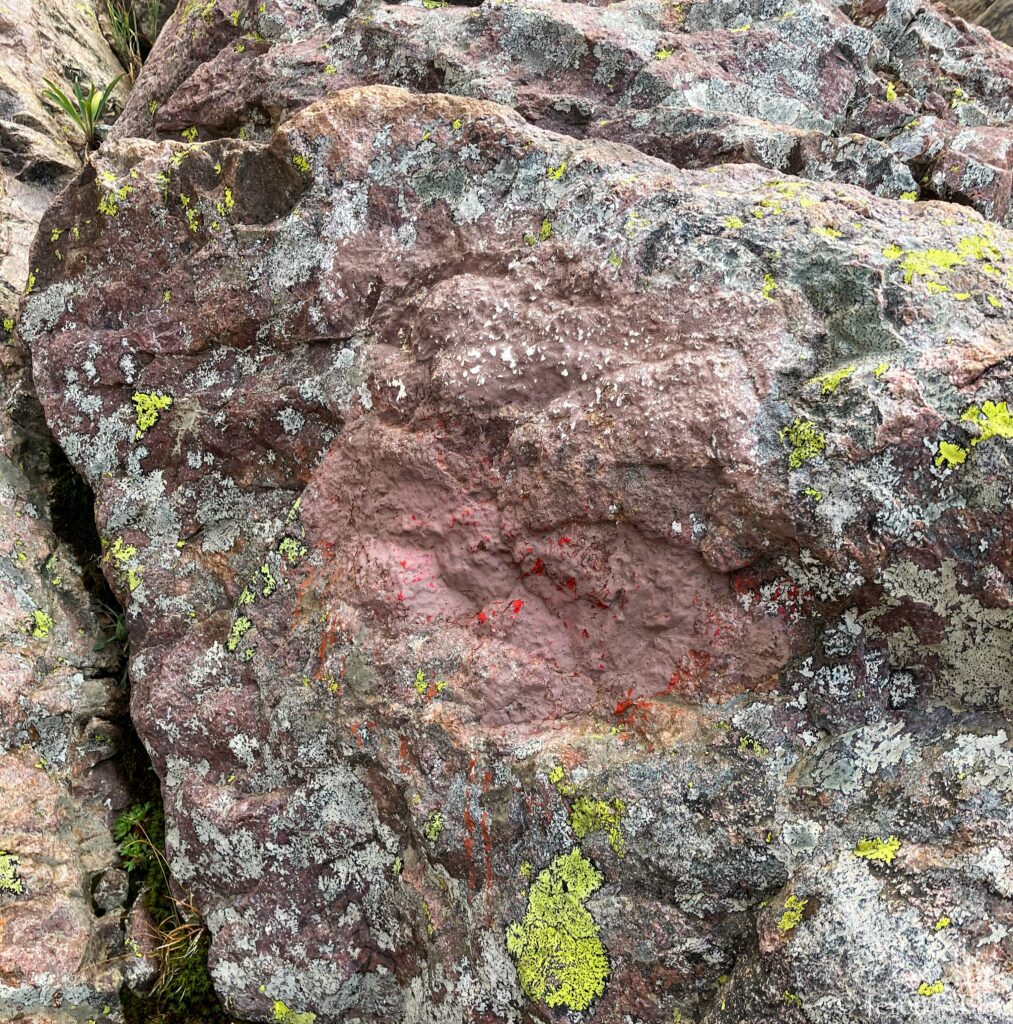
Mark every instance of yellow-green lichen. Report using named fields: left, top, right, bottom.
left=777, top=894, right=808, bottom=932
left=783, top=991, right=803, bottom=1007
left=724, top=216, right=744, bottom=230
left=761, top=273, right=777, bottom=300
left=0, top=851, right=23, bottom=894
left=278, top=537, right=308, bottom=564
left=779, top=418, right=826, bottom=470
left=423, top=811, right=444, bottom=843
left=934, top=441, right=967, bottom=469
left=132, top=391, right=173, bottom=439
left=934, top=916, right=951, bottom=930
left=547, top=162, right=567, bottom=180
left=961, top=400, right=1013, bottom=446
left=811, top=365, right=856, bottom=395
left=548, top=763, right=575, bottom=797
left=272, top=1001, right=316, bottom=1024
left=853, top=835, right=901, bottom=865
left=292, top=154, right=311, bottom=173
left=738, top=735, right=768, bottom=757
left=30, top=610, right=53, bottom=639
left=917, top=980, right=944, bottom=997
left=227, top=616, right=252, bottom=652
left=107, top=537, right=141, bottom=592
left=505, top=848, right=610, bottom=1012
left=259, top=564, right=277, bottom=597
left=569, top=797, right=626, bottom=857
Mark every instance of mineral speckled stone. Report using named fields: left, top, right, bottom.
left=9, top=0, right=1013, bottom=1022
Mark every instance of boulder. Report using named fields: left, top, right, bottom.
left=24, top=57, right=1012, bottom=1022
left=0, top=2, right=133, bottom=1021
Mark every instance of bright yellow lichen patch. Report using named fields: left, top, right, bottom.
left=853, top=835, right=901, bottom=865
left=273, top=1001, right=316, bottom=1024
left=30, top=610, right=53, bottom=638
left=569, top=797, right=626, bottom=857
left=779, top=418, right=826, bottom=470
left=132, top=391, right=173, bottom=439
left=106, top=537, right=141, bottom=592
left=961, top=400, right=1013, bottom=445
left=934, top=441, right=968, bottom=469
left=811, top=365, right=856, bottom=395
left=777, top=894, right=808, bottom=932
left=506, top=849, right=610, bottom=1012
left=917, top=980, right=944, bottom=997
left=0, top=851, right=23, bottom=894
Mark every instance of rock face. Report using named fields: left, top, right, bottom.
left=948, top=0, right=1013, bottom=44
left=0, top=4, right=136, bottom=1023
left=20, top=1, right=1013, bottom=1023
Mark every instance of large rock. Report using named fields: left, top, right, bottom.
left=0, top=2, right=134, bottom=1022
left=110, top=0, right=1013, bottom=228
left=23, top=38, right=1013, bottom=1018
left=948, top=0, right=1013, bottom=43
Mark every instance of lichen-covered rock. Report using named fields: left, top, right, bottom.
left=24, top=41, right=1013, bottom=1019
left=112, top=0, right=1013, bottom=229
left=0, top=3, right=134, bottom=1021
left=0, top=0, right=127, bottom=322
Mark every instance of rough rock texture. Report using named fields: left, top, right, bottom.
left=0, top=0, right=128, bottom=323
left=21, top=0, right=1013, bottom=1023
left=948, top=0, right=1013, bottom=43
left=0, top=3, right=137, bottom=1022
left=112, top=0, right=1013, bottom=227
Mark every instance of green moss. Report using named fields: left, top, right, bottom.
left=273, top=1001, right=316, bottom=1024
left=0, top=851, right=23, bottom=894
left=569, top=797, right=626, bottom=857
left=423, top=811, right=444, bottom=843
left=132, top=391, right=173, bottom=439
left=853, top=835, right=901, bottom=865
left=226, top=616, right=252, bottom=652
left=117, top=800, right=226, bottom=1024
left=917, top=979, right=944, bottom=997
left=779, top=418, right=826, bottom=470
left=30, top=609, right=53, bottom=638
left=505, top=849, right=610, bottom=1012
left=777, top=894, right=808, bottom=932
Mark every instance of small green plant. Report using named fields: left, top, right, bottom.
left=93, top=601, right=129, bottom=653
left=115, top=801, right=226, bottom=1023
left=41, top=75, right=124, bottom=150
left=106, top=0, right=143, bottom=77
